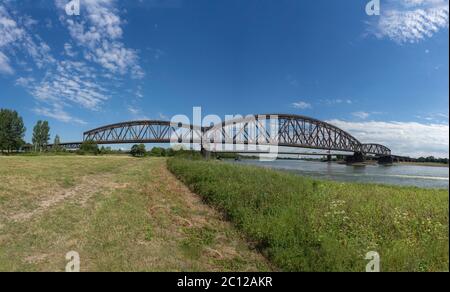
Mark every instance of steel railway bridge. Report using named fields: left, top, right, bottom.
left=55, top=114, right=394, bottom=161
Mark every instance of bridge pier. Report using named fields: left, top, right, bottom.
left=345, top=152, right=365, bottom=164
left=378, top=155, right=394, bottom=165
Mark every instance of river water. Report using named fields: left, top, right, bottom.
left=234, top=160, right=449, bottom=189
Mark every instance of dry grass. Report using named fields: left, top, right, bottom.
left=0, top=156, right=270, bottom=271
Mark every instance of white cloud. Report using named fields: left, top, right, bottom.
left=55, top=0, right=144, bottom=78
left=15, top=76, right=35, bottom=86
left=292, top=101, right=312, bottom=109
left=0, top=5, right=24, bottom=47
left=127, top=105, right=150, bottom=120
left=328, top=119, right=449, bottom=158
left=1, top=4, right=55, bottom=68
left=0, top=51, right=14, bottom=74
left=64, top=42, right=77, bottom=57
left=127, top=105, right=140, bottom=115
left=416, top=112, right=449, bottom=123
left=0, top=3, right=55, bottom=70
left=370, top=0, right=449, bottom=43
left=18, top=60, right=109, bottom=111
left=1, top=2, right=117, bottom=124
left=352, top=111, right=370, bottom=119
left=33, top=105, right=86, bottom=125
left=0, top=5, right=22, bottom=74
left=322, top=98, right=353, bottom=105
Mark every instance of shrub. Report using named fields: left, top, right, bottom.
left=148, top=147, right=165, bottom=157
left=131, top=144, right=146, bottom=157
left=79, top=141, right=99, bottom=155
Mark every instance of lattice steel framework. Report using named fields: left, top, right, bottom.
left=58, top=142, right=82, bottom=149
left=203, top=114, right=363, bottom=153
left=362, top=143, right=392, bottom=156
left=83, top=121, right=203, bottom=145
left=80, top=115, right=392, bottom=156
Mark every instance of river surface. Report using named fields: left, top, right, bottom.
left=233, top=160, right=449, bottom=189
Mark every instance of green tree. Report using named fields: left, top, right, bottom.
left=131, top=144, right=146, bottom=157
left=79, top=141, right=99, bottom=155
left=166, top=148, right=175, bottom=157
left=0, top=109, right=26, bottom=153
left=53, top=135, right=62, bottom=152
left=149, top=147, right=166, bottom=157
left=32, top=120, right=50, bottom=152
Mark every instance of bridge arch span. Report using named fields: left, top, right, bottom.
left=83, top=120, right=203, bottom=145
left=362, top=143, right=392, bottom=156
left=203, top=114, right=363, bottom=153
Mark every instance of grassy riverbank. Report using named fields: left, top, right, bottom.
left=168, top=158, right=449, bottom=272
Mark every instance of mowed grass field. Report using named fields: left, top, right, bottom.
left=168, top=158, right=449, bottom=272
left=0, top=156, right=270, bottom=272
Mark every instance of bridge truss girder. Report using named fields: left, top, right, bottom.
left=78, top=114, right=392, bottom=157
left=83, top=121, right=203, bottom=145
left=203, top=114, right=362, bottom=153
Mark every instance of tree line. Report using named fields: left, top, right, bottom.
left=0, top=109, right=59, bottom=153
left=79, top=142, right=180, bottom=158
left=4, top=108, right=448, bottom=162
left=416, top=156, right=449, bottom=165
left=0, top=109, right=186, bottom=156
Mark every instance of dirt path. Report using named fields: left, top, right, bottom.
left=141, top=159, right=271, bottom=271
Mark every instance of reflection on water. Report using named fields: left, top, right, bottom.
left=234, top=160, right=449, bottom=189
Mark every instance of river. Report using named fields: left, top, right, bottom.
left=233, top=160, right=449, bottom=189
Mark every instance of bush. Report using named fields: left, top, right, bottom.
left=99, top=146, right=113, bottom=155
left=148, top=147, right=166, bottom=157
left=78, top=141, right=99, bottom=155
left=171, top=149, right=203, bottom=160
left=165, top=148, right=175, bottom=157
left=131, top=144, right=146, bottom=157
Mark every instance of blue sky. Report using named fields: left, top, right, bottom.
left=0, top=0, right=449, bottom=157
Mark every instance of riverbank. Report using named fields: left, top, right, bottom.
left=168, top=158, right=449, bottom=272
left=0, top=156, right=270, bottom=271
left=234, top=159, right=449, bottom=189
left=398, top=161, right=449, bottom=168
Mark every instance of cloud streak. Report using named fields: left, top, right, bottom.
left=352, top=111, right=370, bottom=119
left=292, top=101, right=312, bottom=110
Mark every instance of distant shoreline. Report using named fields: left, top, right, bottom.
left=396, top=161, right=449, bottom=168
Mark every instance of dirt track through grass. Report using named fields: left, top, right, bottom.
left=0, top=156, right=270, bottom=271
